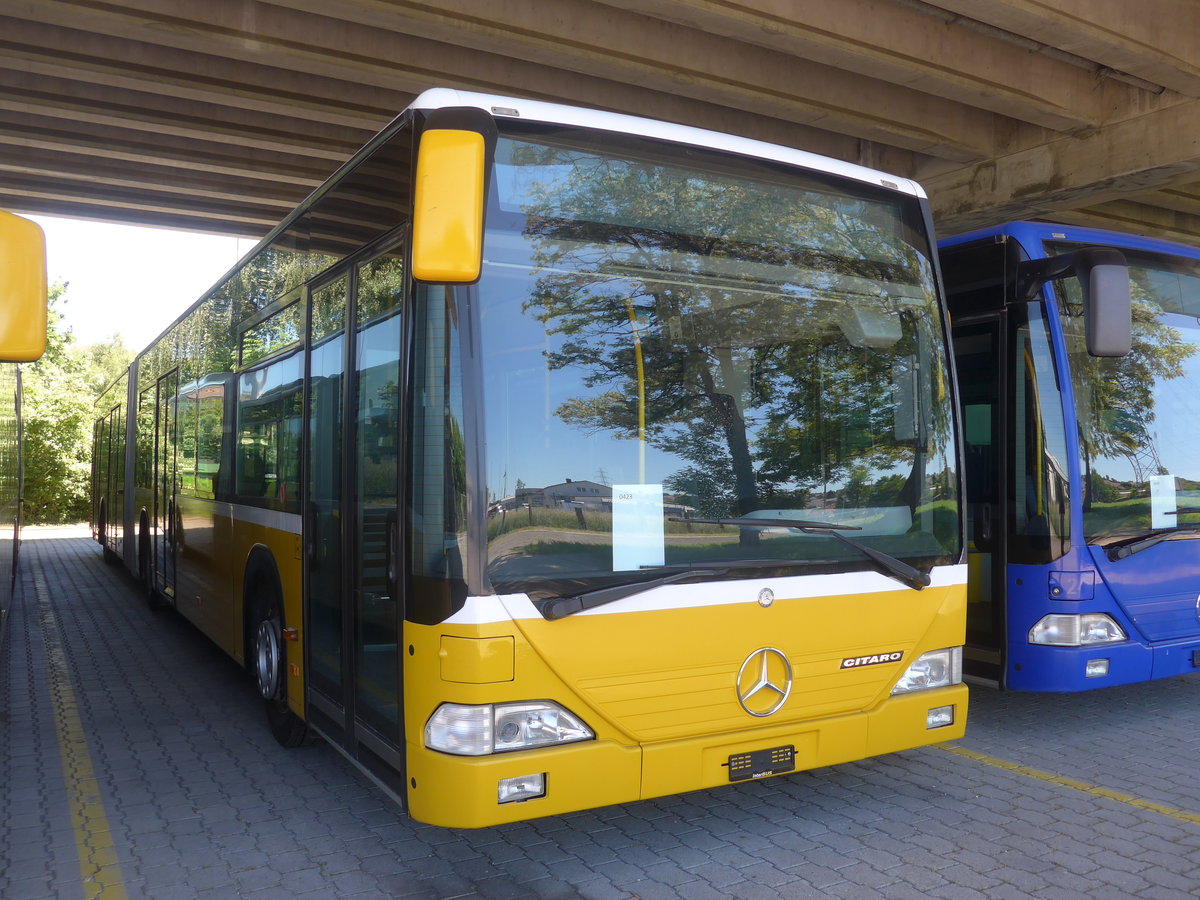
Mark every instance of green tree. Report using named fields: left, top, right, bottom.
left=22, top=284, right=133, bottom=524
left=1064, top=283, right=1197, bottom=511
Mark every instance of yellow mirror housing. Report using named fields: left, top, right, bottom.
left=412, top=129, right=486, bottom=283
left=0, top=210, right=47, bottom=362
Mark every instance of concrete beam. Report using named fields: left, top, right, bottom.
left=595, top=0, right=1145, bottom=132
left=0, top=145, right=302, bottom=213
left=6, top=0, right=996, bottom=160
left=0, top=71, right=364, bottom=161
left=0, top=16, right=403, bottom=129
left=925, top=97, right=1200, bottom=235
left=0, top=7, right=893, bottom=171
left=1141, top=186, right=1200, bottom=219
left=1041, top=201, right=1200, bottom=247
left=0, top=179, right=283, bottom=236
left=922, top=0, right=1200, bottom=96
left=303, top=0, right=1015, bottom=158
left=0, top=110, right=331, bottom=187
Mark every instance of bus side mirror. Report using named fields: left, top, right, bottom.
left=1074, top=248, right=1132, bottom=358
left=411, top=107, right=496, bottom=284
left=0, top=210, right=48, bottom=362
left=1016, top=246, right=1131, bottom=358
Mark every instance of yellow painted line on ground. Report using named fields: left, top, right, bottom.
left=938, top=743, right=1200, bottom=827
left=34, top=571, right=130, bottom=900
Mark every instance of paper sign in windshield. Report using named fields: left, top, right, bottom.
left=1150, top=474, right=1176, bottom=529
left=612, top=483, right=665, bottom=572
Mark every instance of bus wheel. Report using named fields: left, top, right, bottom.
left=251, top=585, right=311, bottom=748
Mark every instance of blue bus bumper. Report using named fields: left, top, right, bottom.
left=1006, top=636, right=1200, bottom=692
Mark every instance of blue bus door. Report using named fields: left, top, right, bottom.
left=943, top=238, right=1012, bottom=684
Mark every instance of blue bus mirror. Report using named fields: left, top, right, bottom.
left=1016, top=246, right=1131, bottom=358
left=1074, top=248, right=1132, bottom=358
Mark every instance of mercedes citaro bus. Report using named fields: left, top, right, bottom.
left=93, top=89, right=971, bottom=827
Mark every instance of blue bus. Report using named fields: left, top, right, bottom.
left=941, top=221, right=1200, bottom=691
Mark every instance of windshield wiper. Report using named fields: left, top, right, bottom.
left=1105, top=522, right=1200, bottom=561
left=542, top=567, right=726, bottom=620
left=668, top=517, right=930, bottom=591
left=542, top=556, right=840, bottom=620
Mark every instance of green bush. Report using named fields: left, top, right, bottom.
left=22, top=285, right=132, bottom=524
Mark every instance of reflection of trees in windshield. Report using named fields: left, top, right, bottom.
left=513, top=139, right=947, bottom=524
left=1060, top=271, right=1199, bottom=535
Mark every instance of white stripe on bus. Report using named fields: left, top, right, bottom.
left=170, top=496, right=304, bottom=536
left=445, top=564, right=969, bottom=625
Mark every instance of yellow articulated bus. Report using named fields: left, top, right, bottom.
left=92, top=89, right=967, bottom=828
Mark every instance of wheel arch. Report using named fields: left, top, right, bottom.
left=242, top=541, right=311, bottom=745
left=241, top=543, right=284, bottom=670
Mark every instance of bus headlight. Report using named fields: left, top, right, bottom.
left=1028, top=613, right=1126, bottom=646
left=425, top=701, right=593, bottom=756
left=891, top=647, right=962, bottom=695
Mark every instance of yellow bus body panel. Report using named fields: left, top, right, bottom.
left=405, top=579, right=967, bottom=828
left=233, top=521, right=306, bottom=718
left=172, top=503, right=306, bottom=719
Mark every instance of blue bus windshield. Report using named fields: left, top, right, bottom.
left=1051, top=242, right=1200, bottom=543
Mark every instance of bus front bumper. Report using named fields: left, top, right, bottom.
left=405, top=684, right=967, bottom=828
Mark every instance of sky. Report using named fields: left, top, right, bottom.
left=31, top=215, right=255, bottom=351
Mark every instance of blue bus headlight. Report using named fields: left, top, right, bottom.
left=1028, top=613, right=1126, bottom=646
left=891, top=647, right=962, bottom=695
left=425, top=701, right=593, bottom=755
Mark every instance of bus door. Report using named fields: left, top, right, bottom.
left=153, top=368, right=179, bottom=601
left=349, top=251, right=404, bottom=766
left=96, top=408, right=111, bottom=534
left=305, top=274, right=349, bottom=734
left=99, top=404, right=123, bottom=555
left=952, top=320, right=1007, bottom=681
left=304, top=246, right=405, bottom=785
left=943, top=239, right=1010, bottom=683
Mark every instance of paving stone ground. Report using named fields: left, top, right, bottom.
left=3, top=528, right=1199, bottom=899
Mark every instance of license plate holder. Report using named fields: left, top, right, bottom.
left=727, top=744, right=795, bottom=782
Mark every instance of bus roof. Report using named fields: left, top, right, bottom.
left=133, top=88, right=930, bottom=365
left=941, top=221, right=1200, bottom=261
left=409, top=88, right=926, bottom=199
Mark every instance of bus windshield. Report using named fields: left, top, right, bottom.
left=479, top=126, right=959, bottom=600
left=1053, top=243, right=1200, bottom=544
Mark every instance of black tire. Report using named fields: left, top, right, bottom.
left=249, top=579, right=311, bottom=748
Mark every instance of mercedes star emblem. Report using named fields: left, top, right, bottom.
left=736, top=647, right=792, bottom=717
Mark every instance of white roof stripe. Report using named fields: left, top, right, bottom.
left=411, top=88, right=926, bottom=199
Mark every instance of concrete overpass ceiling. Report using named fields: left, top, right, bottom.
left=2, top=0, right=1199, bottom=244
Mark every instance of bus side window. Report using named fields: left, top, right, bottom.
left=235, top=350, right=302, bottom=512
left=1010, top=305, right=1071, bottom=563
